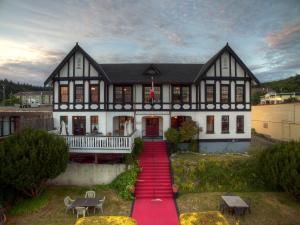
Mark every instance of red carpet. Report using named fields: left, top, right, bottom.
left=132, top=141, right=179, bottom=225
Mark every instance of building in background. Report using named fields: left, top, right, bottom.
left=260, top=91, right=300, bottom=104
left=252, top=103, right=300, bottom=141
left=14, top=91, right=53, bottom=108
left=0, top=106, right=53, bottom=138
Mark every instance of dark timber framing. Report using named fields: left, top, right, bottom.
left=46, top=42, right=259, bottom=112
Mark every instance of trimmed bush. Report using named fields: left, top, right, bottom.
left=257, top=141, right=300, bottom=199
left=0, top=128, right=69, bottom=197
left=180, top=211, right=229, bottom=225
left=110, top=165, right=139, bottom=200
left=75, top=216, right=137, bottom=225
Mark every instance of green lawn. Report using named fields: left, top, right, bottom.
left=6, top=186, right=132, bottom=225
left=177, top=192, right=300, bottom=225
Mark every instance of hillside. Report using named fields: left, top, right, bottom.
left=262, top=74, right=300, bottom=92
left=0, top=79, right=47, bottom=101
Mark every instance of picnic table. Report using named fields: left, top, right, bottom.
left=71, top=198, right=100, bottom=209
left=221, top=195, right=249, bottom=216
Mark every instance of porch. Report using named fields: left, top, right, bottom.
left=63, top=130, right=139, bottom=154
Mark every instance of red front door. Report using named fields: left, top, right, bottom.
left=146, top=118, right=159, bottom=137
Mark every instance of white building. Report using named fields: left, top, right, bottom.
left=44, top=43, right=260, bottom=155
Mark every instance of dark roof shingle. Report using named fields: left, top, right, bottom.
left=100, top=63, right=203, bottom=84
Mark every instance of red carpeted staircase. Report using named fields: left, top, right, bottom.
left=132, top=141, right=179, bottom=225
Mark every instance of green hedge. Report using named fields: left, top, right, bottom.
left=257, top=141, right=300, bottom=199
left=172, top=154, right=265, bottom=192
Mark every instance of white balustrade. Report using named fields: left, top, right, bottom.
left=63, top=130, right=138, bottom=154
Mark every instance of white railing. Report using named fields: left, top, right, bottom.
left=63, top=130, right=139, bottom=154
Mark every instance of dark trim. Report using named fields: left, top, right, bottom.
left=214, top=63, right=216, bottom=77
left=88, top=63, right=91, bottom=77
left=219, top=56, right=222, bottom=77
left=199, top=138, right=251, bottom=142
left=67, top=61, right=70, bottom=77
left=82, top=57, right=85, bottom=77
left=73, top=55, right=75, bottom=77
left=234, top=60, right=237, bottom=77
left=229, top=54, right=231, bottom=77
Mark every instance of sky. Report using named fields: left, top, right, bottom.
left=0, top=0, right=300, bottom=86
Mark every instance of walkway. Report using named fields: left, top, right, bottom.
left=132, top=141, right=179, bottom=225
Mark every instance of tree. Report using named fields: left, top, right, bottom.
left=0, top=128, right=69, bottom=197
left=165, top=128, right=181, bottom=153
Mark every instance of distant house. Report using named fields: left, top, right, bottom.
left=14, top=91, right=53, bottom=107
left=0, top=106, right=53, bottom=138
left=260, top=91, right=300, bottom=104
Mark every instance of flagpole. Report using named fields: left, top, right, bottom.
left=151, top=76, right=154, bottom=105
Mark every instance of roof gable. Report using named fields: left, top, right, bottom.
left=194, top=43, right=260, bottom=84
left=44, top=43, right=110, bottom=85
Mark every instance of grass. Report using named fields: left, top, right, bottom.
left=6, top=186, right=132, bottom=225
left=177, top=192, right=300, bottom=225
left=9, top=191, right=49, bottom=216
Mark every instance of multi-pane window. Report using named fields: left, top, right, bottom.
left=206, top=115, right=214, bottom=134
left=90, top=85, right=99, bottom=104
left=75, top=85, right=84, bottom=103
left=144, top=86, right=161, bottom=103
left=221, top=85, right=230, bottom=103
left=236, top=85, right=244, bottom=103
left=221, top=115, right=229, bottom=133
left=236, top=115, right=244, bottom=133
left=172, top=86, right=190, bottom=103
left=60, top=85, right=68, bottom=103
left=114, top=86, right=132, bottom=103
left=90, top=116, right=99, bottom=133
left=206, top=85, right=214, bottom=103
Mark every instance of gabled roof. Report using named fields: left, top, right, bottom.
left=194, top=43, right=260, bottom=84
left=100, top=63, right=203, bottom=84
left=44, top=43, right=110, bottom=86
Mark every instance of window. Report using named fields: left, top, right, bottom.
left=91, top=116, right=99, bottom=134
left=60, top=85, right=68, bottom=103
left=206, top=116, right=214, bottom=134
left=75, top=85, right=84, bottom=103
left=90, top=85, right=99, bottom=104
left=206, top=85, right=214, bottom=103
left=236, top=85, right=244, bottom=103
left=221, top=85, right=230, bottom=103
left=236, top=116, right=244, bottom=133
left=144, top=86, right=161, bottom=103
left=171, top=116, right=191, bottom=129
left=172, top=86, right=190, bottom=103
left=114, top=86, right=132, bottom=103
left=221, top=115, right=229, bottom=133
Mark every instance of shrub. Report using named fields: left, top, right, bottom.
left=0, top=128, right=69, bottom=197
left=165, top=128, right=181, bottom=153
left=180, top=211, right=229, bottom=225
left=110, top=165, right=139, bottom=200
left=75, top=216, right=137, bottom=225
left=132, top=137, right=144, bottom=158
left=257, top=141, right=300, bottom=199
left=179, top=120, right=200, bottom=142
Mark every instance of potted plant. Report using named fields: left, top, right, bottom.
left=172, top=184, right=179, bottom=198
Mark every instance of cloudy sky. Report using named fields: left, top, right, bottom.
left=0, top=0, right=300, bottom=86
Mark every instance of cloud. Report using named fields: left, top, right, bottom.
left=266, top=21, right=300, bottom=48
